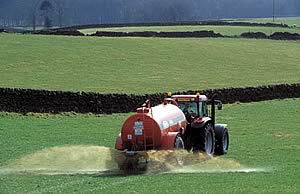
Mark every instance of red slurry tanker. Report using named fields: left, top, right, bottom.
left=115, top=93, right=229, bottom=172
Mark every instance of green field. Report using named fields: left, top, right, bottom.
left=1, top=20, right=299, bottom=194
left=80, top=25, right=300, bottom=35
left=0, top=99, right=299, bottom=193
left=80, top=17, right=300, bottom=35
left=235, top=17, right=300, bottom=27
left=1, top=33, right=300, bottom=94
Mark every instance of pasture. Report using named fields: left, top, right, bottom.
left=235, top=17, right=300, bottom=27
left=0, top=33, right=300, bottom=93
left=0, top=99, right=299, bottom=193
left=80, top=25, right=300, bottom=35
left=80, top=17, right=300, bottom=35
left=1, top=20, right=299, bottom=193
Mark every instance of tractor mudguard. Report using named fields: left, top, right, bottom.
left=215, top=124, right=228, bottom=131
left=191, top=117, right=211, bottom=129
left=161, top=132, right=180, bottom=149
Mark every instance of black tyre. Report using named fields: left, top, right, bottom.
left=174, top=135, right=185, bottom=149
left=199, top=124, right=215, bottom=155
left=214, top=127, right=229, bottom=155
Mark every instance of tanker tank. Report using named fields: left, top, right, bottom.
left=117, top=103, right=187, bottom=151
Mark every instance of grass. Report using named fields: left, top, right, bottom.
left=0, top=33, right=300, bottom=94
left=80, top=17, right=300, bottom=35
left=0, top=99, right=299, bottom=193
left=235, top=17, right=300, bottom=27
left=80, top=25, right=300, bottom=35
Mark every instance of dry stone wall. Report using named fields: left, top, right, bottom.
left=91, top=30, right=223, bottom=38
left=28, top=29, right=300, bottom=41
left=62, top=21, right=290, bottom=30
left=0, top=83, right=299, bottom=114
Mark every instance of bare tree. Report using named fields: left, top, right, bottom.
left=30, top=0, right=65, bottom=30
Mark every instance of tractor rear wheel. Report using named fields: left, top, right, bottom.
left=198, top=124, right=215, bottom=155
left=214, top=127, right=229, bottom=155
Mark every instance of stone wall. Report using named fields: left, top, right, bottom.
left=0, top=83, right=299, bottom=114
left=62, top=21, right=290, bottom=30
left=91, top=30, right=223, bottom=38
left=29, top=29, right=300, bottom=41
left=31, top=29, right=84, bottom=36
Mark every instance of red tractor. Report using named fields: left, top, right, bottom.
left=115, top=93, right=229, bottom=172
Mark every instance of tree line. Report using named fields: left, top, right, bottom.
left=0, top=0, right=299, bottom=28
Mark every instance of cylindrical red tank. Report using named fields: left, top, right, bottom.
left=118, top=103, right=187, bottom=151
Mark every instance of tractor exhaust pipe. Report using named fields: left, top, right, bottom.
left=210, top=94, right=222, bottom=128
left=211, top=96, right=216, bottom=127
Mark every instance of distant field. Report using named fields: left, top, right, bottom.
left=0, top=34, right=299, bottom=94
left=0, top=99, right=299, bottom=193
left=235, top=17, right=300, bottom=27
left=80, top=25, right=300, bottom=35
left=80, top=17, right=300, bottom=35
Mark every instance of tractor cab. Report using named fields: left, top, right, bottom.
left=171, top=93, right=208, bottom=123
left=169, top=93, right=228, bottom=155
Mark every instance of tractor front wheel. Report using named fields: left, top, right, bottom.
left=214, top=127, right=229, bottom=155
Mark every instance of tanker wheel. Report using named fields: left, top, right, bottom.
left=174, top=135, right=184, bottom=149
left=198, top=124, right=215, bottom=155
left=174, top=135, right=185, bottom=166
left=214, top=127, right=229, bottom=155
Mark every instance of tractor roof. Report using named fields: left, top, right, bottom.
left=171, top=94, right=208, bottom=102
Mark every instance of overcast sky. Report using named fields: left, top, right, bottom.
left=0, top=0, right=299, bottom=27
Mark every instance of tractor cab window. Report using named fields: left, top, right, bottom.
left=202, top=101, right=208, bottom=117
left=197, top=102, right=208, bottom=117
left=178, top=102, right=198, bottom=116
left=178, top=101, right=208, bottom=117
